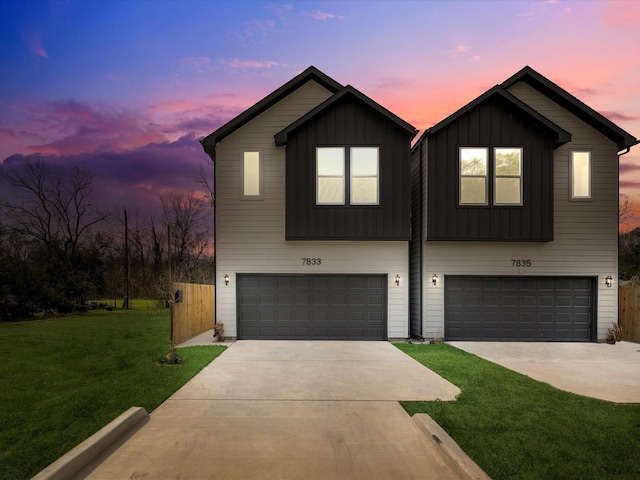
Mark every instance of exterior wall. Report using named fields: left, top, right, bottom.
left=285, top=97, right=411, bottom=240
left=426, top=97, right=555, bottom=241
left=421, top=81, right=619, bottom=341
left=215, top=80, right=409, bottom=338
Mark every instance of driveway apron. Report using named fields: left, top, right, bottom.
left=450, top=341, right=640, bottom=403
left=80, top=341, right=463, bottom=480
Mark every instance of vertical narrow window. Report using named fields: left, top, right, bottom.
left=460, top=147, right=488, bottom=205
left=317, top=147, right=345, bottom=205
left=350, top=147, right=379, bottom=205
left=571, top=151, right=591, bottom=199
left=242, top=151, right=262, bottom=198
left=494, top=147, right=522, bottom=205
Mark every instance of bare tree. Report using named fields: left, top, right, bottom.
left=0, top=158, right=109, bottom=260
left=161, top=191, right=212, bottom=282
left=620, top=194, right=635, bottom=227
left=194, top=164, right=214, bottom=206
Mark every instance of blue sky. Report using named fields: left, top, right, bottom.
left=1, top=0, right=639, bottom=222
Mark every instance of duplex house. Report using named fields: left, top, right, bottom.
left=203, top=66, right=637, bottom=342
left=410, top=66, right=638, bottom=342
left=201, top=67, right=417, bottom=340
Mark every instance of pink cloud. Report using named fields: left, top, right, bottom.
left=22, top=33, right=48, bottom=58
left=602, top=0, right=640, bottom=27
left=308, top=11, right=344, bottom=21
left=220, top=58, right=283, bottom=70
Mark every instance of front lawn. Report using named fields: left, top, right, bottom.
left=0, top=301, right=225, bottom=480
left=397, top=343, right=640, bottom=480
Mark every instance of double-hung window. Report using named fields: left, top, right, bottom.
left=459, top=147, right=522, bottom=206
left=494, top=147, right=522, bottom=205
left=317, top=146, right=379, bottom=205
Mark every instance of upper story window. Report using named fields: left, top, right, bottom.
left=460, top=147, right=522, bottom=206
left=242, top=151, right=263, bottom=199
left=494, top=148, right=522, bottom=205
left=460, top=148, right=488, bottom=205
left=317, top=146, right=379, bottom=206
left=570, top=151, right=591, bottom=200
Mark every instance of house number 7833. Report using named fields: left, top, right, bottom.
left=302, top=258, right=321, bottom=266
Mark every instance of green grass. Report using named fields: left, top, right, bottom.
left=0, top=300, right=225, bottom=480
left=397, top=343, right=640, bottom=480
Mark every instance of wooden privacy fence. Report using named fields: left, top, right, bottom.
left=618, top=285, right=640, bottom=343
left=172, top=282, right=215, bottom=344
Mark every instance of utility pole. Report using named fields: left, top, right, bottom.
left=168, top=224, right=174, bottom=346
left=123, top=208, right=130, bottom=309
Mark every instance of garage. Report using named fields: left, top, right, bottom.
left=237, top=274, right=387, bottom=340
left=445, top=276, right=594, bottom=341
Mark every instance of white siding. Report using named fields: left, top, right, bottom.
left=216, top=80, right=409, bottom=338
left=422, top=81, right=619, bottom=341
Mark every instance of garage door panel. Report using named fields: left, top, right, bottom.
left=446, top=276, right=593, bottom=341
left=237, top=274, right=387, bottom=340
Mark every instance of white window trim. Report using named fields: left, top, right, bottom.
left=350, top=146, right=379, bottom=206
left=570, top=150, right=592, bottom=201
left=316, top=147, right=345, bottom=205
left=241, top=150, right=263, bottom=200
left=493, top=147, right=523, bottom=206
left=459, top=147, right=488, bottom=206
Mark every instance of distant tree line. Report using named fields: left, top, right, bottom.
left=0, top=158, right=213, bottom=321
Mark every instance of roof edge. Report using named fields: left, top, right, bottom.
left=201, top=66, right=343, bottom=149
left=275, top=85, right=417, bottom=146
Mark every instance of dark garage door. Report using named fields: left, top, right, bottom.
left=445, top=276, right=594, bottom=341
left=237, top=274, right=387, bottom=340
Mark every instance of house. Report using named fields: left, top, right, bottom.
left=201, top=67, right=417, bottom=340
left=410, top=66, right=638, bottom=342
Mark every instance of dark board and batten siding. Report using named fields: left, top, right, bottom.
left=285, top=97, right=411, bottom=241
left=409, top=146, right=423, bottom=338
left=427, top=97, right=555, bottom=242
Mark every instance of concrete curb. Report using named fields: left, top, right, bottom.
left=413, top=414, right=492, bottom=480
left=32, top=406, right=149, bottom=480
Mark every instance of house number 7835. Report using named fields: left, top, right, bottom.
left=302, top=258, right=321, bottom=266
left=511, top=259, right=532, bottom=267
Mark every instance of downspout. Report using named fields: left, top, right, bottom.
left=200, top=139, right=217, bottom=328
left=419, top=140, right=424, bottom=339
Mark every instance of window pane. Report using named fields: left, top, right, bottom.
left=243, top=151, right=260, bottom=196
left=495, top=178, right=521, bottom=204
left=317, top=147, right=345, bottom=205
left=317, top=148, right=344, bottom=175
left=350, top=147, right=378, bottom=205
left=460, top=177, right=486, bottom=204
left=495, top=148, right=522, bottom=176
left=317, top=177, right=344, bottom=204
left=460, top=148, right=487, bottom=175
left=352, top=177, right=378, bottom=204
left=351, top=147, right=378, bottom=175
left=572, top=152, right=590, bottom=198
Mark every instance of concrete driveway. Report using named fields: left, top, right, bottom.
left=77, top=341, right=482, bottom=480
left=449, top=341, right=640, bottom=403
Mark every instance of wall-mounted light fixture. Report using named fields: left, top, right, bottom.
left=605, top=276, right=613, bottom=288
left=224, top=274, right=230, bottom=286
left=432, top=274, right=438, bottom=286
left=395, top=274, right=401, bottom=286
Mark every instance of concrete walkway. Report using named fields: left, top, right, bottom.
left=449, top=341, right=640, bottom=403
left=78, top=341, right=480, bottom=480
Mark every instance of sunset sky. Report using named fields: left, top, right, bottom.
left=1, top=0, right=639, bottom=226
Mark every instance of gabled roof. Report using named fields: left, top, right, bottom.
left=413, top=85, right=572, bottom=149
left=501, top=66, right=638, bottom=151
left=201, top=66, right=343, bottom=154
left=274, top=85, right=418, bottom=146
